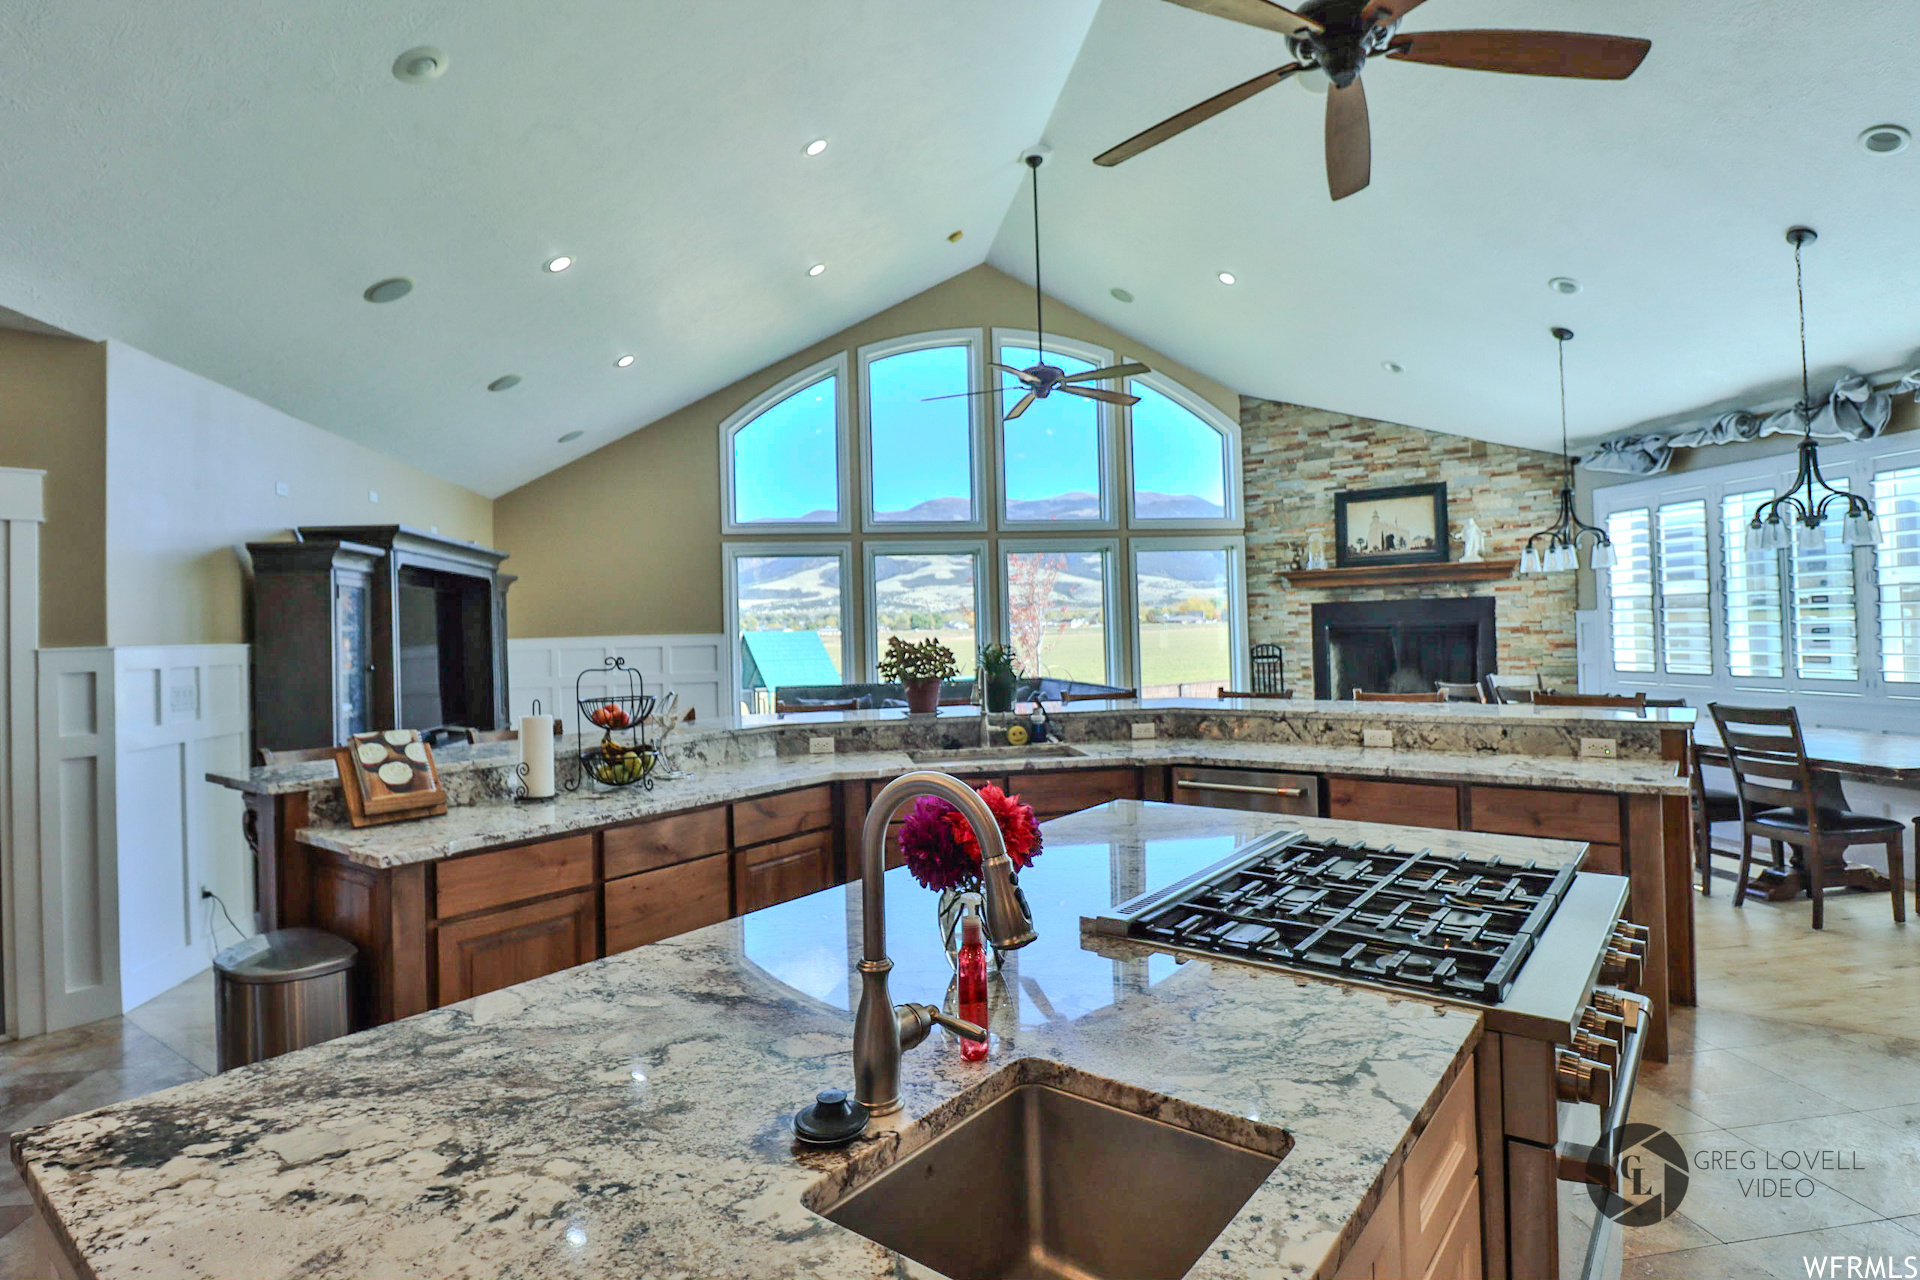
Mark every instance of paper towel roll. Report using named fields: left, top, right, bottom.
left=520, top=715, right=555, bottom=798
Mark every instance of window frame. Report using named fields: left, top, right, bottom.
left=718, top=353, right=852, bottom=535
left=723, top=540, right=855, bottom=709
left=1127, top=535, right=1248, bottom=694
left=1655, top=494, right=1714, bottom=679
left=996, top=537, right=1125, bottom=688
left=991, top=328, right=1120, bottom=533
left=1122, top=371, right=1244, bottom=530
left=862, top=539, right=992, bottom=683
left=856, top=329, right=989, bottom=534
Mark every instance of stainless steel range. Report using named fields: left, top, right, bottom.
left=1088, top=830, right=1650, bottom=1280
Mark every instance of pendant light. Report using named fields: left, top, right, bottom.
left=1519, top=328, right=1614, bottom=575
left=1747, top=227, right=1876, bottom=552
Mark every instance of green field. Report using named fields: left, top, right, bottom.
left=881, top=623, right=1229, bottom=690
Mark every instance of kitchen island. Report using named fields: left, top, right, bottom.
left=14, top=803, right=1594, bottom=1280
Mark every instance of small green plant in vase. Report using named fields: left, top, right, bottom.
left=977, top=642, right=1022, bottom=713
left=878, top=636, right=960, bottom=713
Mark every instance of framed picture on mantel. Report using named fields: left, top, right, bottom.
left=1334, top=483, right=1449, bottom=568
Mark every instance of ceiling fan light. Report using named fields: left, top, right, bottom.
left=1296, top=66, right=1330, bottom=95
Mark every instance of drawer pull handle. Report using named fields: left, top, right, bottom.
left=1175, top=780, right=1307, bottom=797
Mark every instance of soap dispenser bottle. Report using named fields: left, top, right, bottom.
left=1029, top=696, right=1050, bottom=744
left=956, top=893, right=989, bottom=1062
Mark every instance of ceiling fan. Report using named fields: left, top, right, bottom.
left=1094, top=0, right=1651, bottom=200
left=925, top=153, right=1148, bottom=419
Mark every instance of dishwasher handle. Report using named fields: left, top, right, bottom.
left=1174, top=779, right=1308, bottom=798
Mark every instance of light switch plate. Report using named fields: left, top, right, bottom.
left=1363, top=728, right=1393, bottom=749
left=1580, top=737, right=1617, bottom=759
left=1131, top=722, right=1156, bottom=740
left=808, top=736, right=835, bottom=755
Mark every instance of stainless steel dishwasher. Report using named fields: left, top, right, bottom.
left=1170, top=766, right=1320, bottom=815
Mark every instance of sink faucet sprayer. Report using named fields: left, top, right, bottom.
left=854, top=771, right=1036, bottom=1115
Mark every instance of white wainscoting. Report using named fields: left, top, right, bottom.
left=113, top=646, right=251, bottom=1009
left=36, top=647, right=119, bottom=1031
left=509, top=636, right=729, bottom=726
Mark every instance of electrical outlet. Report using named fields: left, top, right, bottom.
left=1363, top=728, right=1393, bottom=749
left=808, top=736, right=835, bottom=755
left=1130, top=722, right=1155, bottom=740
left=1580, top=737, right=1618, bottom=759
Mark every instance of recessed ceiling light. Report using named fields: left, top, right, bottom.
left=1549, top=276, right=1581, bottom=295
left=807, top=262, right=826, bottom=277
left=545, top=255, right=573, bottom=273
left=1860, top=124, right=1911, bottom=155
left=558, top=430, right=584, bottom=444
left=615, top=354, right=635, bottom=368
left=363, top=277, right=413, bottom=304
left=805, top=138, right=828, bottom=156
left=487, top=375, right=522, bottom=392
left=1217, top=272, right=1236, bottom=286
left=1382, top=361, right=1404, bottom=374
left=392, top=46, right=447, bottom=83
left=1110, top=287, right=1135, bottom=303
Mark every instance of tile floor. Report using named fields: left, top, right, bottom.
left=2, top=890, right=1916, bottom=1279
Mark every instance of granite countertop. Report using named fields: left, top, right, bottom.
left=12, top=802, right=1547, bottom=1280
left=294, top=736, right=1686, bottom=869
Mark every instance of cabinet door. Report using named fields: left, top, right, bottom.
left=606, top=854, right=731, bottom=952
left=334, top=571, right=372, bottom=742
left=1401, top=1061, right=1479, bottom=1277
left=1328, top=777, right=1460, bottom=830
left=735, top=831, right=833, bottom=913
left=1013, top=768, right=1139, bottom=820
left=1422, top=1180, right=1482, bottom=1280
left=1332, top=1177, right=1404, bottom=1280
left=435, top=890, right=597, bottom=1004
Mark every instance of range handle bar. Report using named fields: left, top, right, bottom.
left=1174, top=780, right=1308, bottom=798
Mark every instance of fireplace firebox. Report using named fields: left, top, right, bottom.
left=1311, top=598, right=1496, bottom=700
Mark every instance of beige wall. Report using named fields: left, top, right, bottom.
left=104, top=341, right=493, bottom=647
left=0, top=329, right=106, bottom=647
left=494, top=264, right=1237, bottom=638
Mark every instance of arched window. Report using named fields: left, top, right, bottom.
left=1128, top=375, right=1238, bottom=526
left=722, top=355, right=848, bottom=533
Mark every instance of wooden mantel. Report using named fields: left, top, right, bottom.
left=1281, top=559, right=1518, bottom=590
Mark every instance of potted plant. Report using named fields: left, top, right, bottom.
left=977, top=642, right=1021, bottom=714
left=878, top=636, right=960, bottom=713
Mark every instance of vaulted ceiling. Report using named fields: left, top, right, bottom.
left=0, top=0, right=1916, bottom=496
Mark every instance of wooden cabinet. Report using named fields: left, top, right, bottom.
left=1333, top=1058, right=1480, bottom=1280
left=246, top=539, right=380, bottom=753
left=736, top=831, right=833, bottom=913
left=1334, top=1180, right=1403, bottom=1280
left=734, top=785, right=832, bottom=848
left=1468, top=786, right=1620, bottom=845
left=1328, top=777, right=1460, bottom=830
left=1422, top=1181, right=1483, bottom=1280
left=435, top=889, right=597, bottom=1004
left=1015, top=768, right=1138, bottom=820
left=606, top=855, right=731, bottom=953
left=604, top=806, right=728, bottom=878
left=435, top=834, right=594, bottom=919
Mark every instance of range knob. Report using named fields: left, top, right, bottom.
left=1580, top=1007, right=1628, bottom=1042
left=1589, top=989, right=1627, bottom=1019
left=1573, top=1027, right=1619, bottom=1071
left=1556, top=1051, right=1614, bottom=1107
left=1599, top=947, right=1642, bottom=990
left=1610, top=924, right=1648, bottom=956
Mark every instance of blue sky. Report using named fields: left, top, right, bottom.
left=868, top=346, right=974, bottom=516
left=732, top=375, right=839, bottom=523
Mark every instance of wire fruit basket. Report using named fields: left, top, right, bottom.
left=573, top=657, right=657, bottom=790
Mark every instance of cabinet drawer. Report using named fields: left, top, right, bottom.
left=736, top=829, right=833, bottom=913
left=734, top=785, right=833, bottom=848
left=1013, top=768, right=1137, bottom=818
left=435, top=889, right=597, bottom=1004
left=1328, top=777, right=1459, bottom=830
left=604, top=805, right=729, bottom=879
left=1172, top=767, right=1319, bottom=816
left=606, top=854, right=731, bottom=952
left=435, top=834, right=593, bottom=920
left=1401, top=1060, right=1479, bottom=1278
left=1469, top=786, right=1620, bottom=844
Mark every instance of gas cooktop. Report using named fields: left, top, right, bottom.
left=1090, top=829, right=1577, bottom=1004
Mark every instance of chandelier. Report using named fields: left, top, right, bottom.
left=1747, top=227, right=1875, bottom=551
left=1519, top=327, right=1614, bottom=574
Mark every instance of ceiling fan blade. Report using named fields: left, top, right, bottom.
left=1005, top=391, right=1038, bottom=420
left=1060, top=385, right=1141, bottom=407
left=1386, top=30, right=1651, bottom=79
left=1094, top=64, right=1301, bottom=166
left=1325, top=77, right=1371, bottom=201
left=1361, top=0, right=1432, bottom=24
left=990, top=361, right=1041, bottom=383
left=922, top=388, right=1013, bottom=402
left=1156, top=0, right=1321, bottom=38
left=1060, top=361, right=1151, bottom=384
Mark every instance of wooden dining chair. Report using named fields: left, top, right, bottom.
left=775, top=698, right=862, bottom=715
left=258, top=744, right=339, bottom=766
left=1353, top=690, right=1445, bottom=703
left=1484, top=673, right=1546, bottom=704
left=1534, top=691, right=1648, bottom=709
left=1433, top=681, right=1485, bottom=702
left=1707, top=703, right=1905, bottom=929
left=1060, top=688, right=1138, bottom=703
left=1216, top=688, right=1293, bottom=700
left=468, top=727, right=517, bottom=743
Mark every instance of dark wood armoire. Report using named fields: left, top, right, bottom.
left=248, top=526, right=511, bottom=754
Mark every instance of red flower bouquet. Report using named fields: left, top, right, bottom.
left=898, top=783, right=1043, bottom=893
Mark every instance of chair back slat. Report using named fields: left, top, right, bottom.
left=1354, top=690, right=1445, bottom=703
left=1534, top=692, right=1647, bottom=709
left=1708, top=703, right=1822, bottom=830
left=1433, top=681, right=1485, bottom=702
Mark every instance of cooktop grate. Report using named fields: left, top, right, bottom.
left=1121, top=836, right=1577, bottom=1004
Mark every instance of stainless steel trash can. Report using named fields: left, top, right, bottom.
left=213, top=928, right=356, bottom=1072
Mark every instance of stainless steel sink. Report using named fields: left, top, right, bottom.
left=813, top=1076, right=1288, bottom=1280
left=906, top=744, right=1085, bottom=765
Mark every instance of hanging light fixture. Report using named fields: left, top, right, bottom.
left=1747, top=227, right=1876, bottom=552
left=1519, top=328, right=1614, bottom=575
